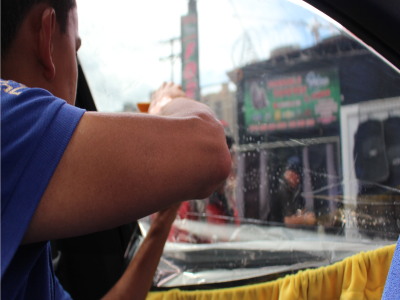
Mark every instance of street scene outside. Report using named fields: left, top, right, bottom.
left=78, top=0, right=400, bottom=287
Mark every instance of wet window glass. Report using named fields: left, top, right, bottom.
left=78, top=0, right=400, bottom=288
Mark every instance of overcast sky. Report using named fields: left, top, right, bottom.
left=77, top=0, right=341, bottom=112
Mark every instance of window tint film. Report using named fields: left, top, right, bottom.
left=78, top=0, right=400, bottom=288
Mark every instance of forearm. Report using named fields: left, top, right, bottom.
left=284, top=212, right=316, bottom=226
left=101, top=222, right=171, bottom=300
left=23, top=91, right=231, bottom=244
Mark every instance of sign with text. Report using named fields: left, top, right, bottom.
left=181, top=14, right=200, bottom=101
left=244, top=68, right=341, bottom=132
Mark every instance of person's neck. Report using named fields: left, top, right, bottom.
left=2, top=2, right=51, bottom=86
left=2, top=54, right=45, bottom=88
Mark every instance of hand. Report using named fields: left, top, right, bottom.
left=102, top=201, right=183, bottom=300
left=304, top=211, right=316, bottom=226
left=284, top=210, right=316, bottom=226
left=148, top=82, right=186, bottom=115
left=152, top=202, right=182, bottom=228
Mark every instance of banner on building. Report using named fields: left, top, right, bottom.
left=244, top=68, right=341, bottom=132
left=181, top=14, right=200, bottom=101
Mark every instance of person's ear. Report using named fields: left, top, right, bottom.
left=37, top=8, right=56, bottom=80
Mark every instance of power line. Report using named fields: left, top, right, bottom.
left=227, top=0, right=259, bottom=67
left=159, top=37, right=181, bottom=82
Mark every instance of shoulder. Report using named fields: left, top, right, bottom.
left=1, top=79, right=28, bottom=95
left=1, top=80, right=85, bottom=175
left=1, top=79, right=66, bottom=119
left=1, top=79, right=85, bottom=147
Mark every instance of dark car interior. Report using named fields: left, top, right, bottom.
left=51, top=64, right=141, bottom=300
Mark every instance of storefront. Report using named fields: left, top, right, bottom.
left=229, top=35, right=400, bottom=238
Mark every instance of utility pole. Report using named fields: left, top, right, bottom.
left=310, top=17, right=321, bottom=44
left=159, top=37, right=181, bottom=82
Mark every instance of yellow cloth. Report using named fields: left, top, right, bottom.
left=146, top=244, right=395, bottom=300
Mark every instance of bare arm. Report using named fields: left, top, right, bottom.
left=22, top=83, right=231, bottom=244
left=284, top=211, right=316, bottom=226
left=101, top=203, right=180, bottom=300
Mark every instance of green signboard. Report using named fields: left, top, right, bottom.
left=244, top=68, right=341, bottom=133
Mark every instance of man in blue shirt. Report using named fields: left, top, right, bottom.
left=1, top=0, right=231, bottom=299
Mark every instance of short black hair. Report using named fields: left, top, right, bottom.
left=1, top=0, right=76, bottom=57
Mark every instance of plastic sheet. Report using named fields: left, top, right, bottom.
left=75, top=0, right=400, bottom=291
left=138, top=178, right=399, bottom=287
left=135, top=101, right=400, bottom=286
left=146, top=244, right=395, bottom=300
left=127, top=0, right=400, bottom=288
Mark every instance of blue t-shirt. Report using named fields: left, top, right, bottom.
left=382, top=237, right=400, bottom=299
left=1, top=79, right=85, bottom=300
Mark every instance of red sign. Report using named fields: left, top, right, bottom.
left=181, top=14, right=200, bottom=101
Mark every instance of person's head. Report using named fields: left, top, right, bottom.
left=1, top=0, right=80, bottom=105
left=285, top=156, right=302, bottom=189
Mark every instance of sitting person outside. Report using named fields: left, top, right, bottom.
left=268, top=156, right=316, bottom=227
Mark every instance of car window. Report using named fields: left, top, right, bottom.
left=78, top=0, right=400, bottom=288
